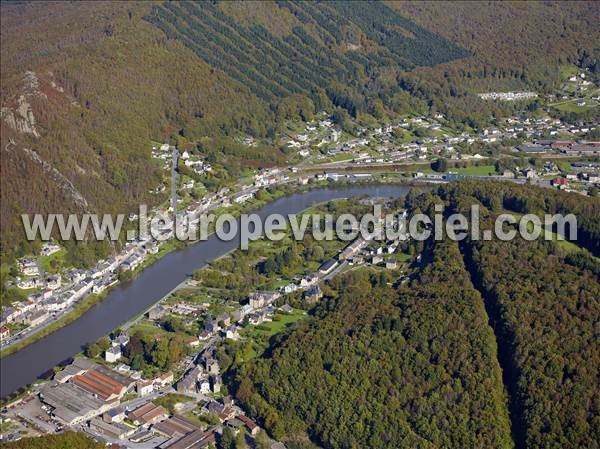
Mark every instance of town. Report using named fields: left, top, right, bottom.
left=1, top=198, right=413, bottom=449
left=2, top=100, right=599, bottom=351
left=1, top=63, right=599, bottom=449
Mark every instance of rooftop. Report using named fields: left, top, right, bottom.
left=72, top=369, right=126, bottom=401
left=162, top=429, right=216, bottom=449
left=129, top=402, right=168, bottom=424
left=153, top=415, right=200, bottom=438
left=40, top=381, right=105, bottom=424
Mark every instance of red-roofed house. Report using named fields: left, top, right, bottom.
left=0, top=325, right=10, bottom=341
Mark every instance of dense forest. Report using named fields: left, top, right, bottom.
left=233, top=239, right=514, bottom=449
left=145, top=1, right=467, bottom=110
left=228, top=181, right=599, bottom=449
left=1, top=1, right=598, bottom=259
left=440, top=182, right=600, bottom=449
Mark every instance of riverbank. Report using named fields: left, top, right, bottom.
left=0, top=178, right=423, bottom=359
left=0, top=183, right=415, bottom=398
left=0, top=292, right=106, bottom=359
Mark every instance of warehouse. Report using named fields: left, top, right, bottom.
left=40, top=381, right=113, bottom=425
left=71, top=369, right=127, bottom=401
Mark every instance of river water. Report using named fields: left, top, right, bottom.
left=0, top=184, right=414, bottom=397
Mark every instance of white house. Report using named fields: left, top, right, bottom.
left=105, top=346, right=122, bottom=363
left=18, top=277, right=41, bottom=289
left=233, top=191, right=254, bottom=204
left=45, top=274, right=62, bottom=290
left=199, top=378, right=211, bottom=394
left=136, top=379, right=154, bottom=397
left=281, top=283, right=298, bottom=294
left=225, top=326, right=240, bottom=340
left=41, top=242, right=61, bottom=256
left=18, top=258, right=39, bottom=276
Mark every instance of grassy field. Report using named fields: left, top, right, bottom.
left=238, top=309, right=308, bottom=361
left=553, top=100, right=599, bottom=113
left=393, top=252, right=413, bottom=263
left=153, top=393, right=194, bottom=413
left=510, top=212, right=592, bottom=255
left=452, top=165, right=496, bottom=176
left=39, top=249, right=67, bottom=274
left=550, top=87, right=600, bottom=113
left=128, top=320, right=167, bottom=337
left=245, top=309, right=306, bottom=338
left=559, top=64, right=579, bottom=79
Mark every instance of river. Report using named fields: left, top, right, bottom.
left=0, top=184, right=414, bottom=398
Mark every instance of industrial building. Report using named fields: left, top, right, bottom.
left=40, top=381, right=114, bottom=425
left=129, top=402, right=168, bottom=425
left=39, top=358, right=133, bottom=425
left=71, top=369, right=127, bottom=401
left=153, top=415, right=201, bottom=439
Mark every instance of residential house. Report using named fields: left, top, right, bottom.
left=20, top=310, right=48, bottom=327
left=249, top=291, right=281, bottom=309
left=232, top=191, right=254, bottom=204
left=17, top=276, right=41, bottom=289
left=552, top=177, right=569, bottom=188
left=318, top=259, right=338, bottom=275
left=198, top=330, right=211, bottom=341
left=116, top=364, right=131, bottom=374
left=239, top=304, right=253, bottom=318
left=198, top=378, right=211, bottom=394
left=43, top=297, right=67, bottom=312
left=371, top=255, right=384, bottom=265
left=211, top=375, right=222, bottom=393
left=339, top=238, right=367, bottom=260
left=304, top=285, right=323, bottom=304
left=279, top=304, right=293, bottom=314
left=148, top=306, right=166, bottom=321
left=224, top=326, right=240, bottom=340
left=105, top=346, right=122, bottom=363
left=41, top=242, right=61, bottom=256
left=137, top=380, right=154, bottom=397
left=154, top=372, right=174, bottom=389
left=0, top=325, right=10, bottom=341
left=300, top=274, right=319, bottom=287
left=103, top=407, right=126, bottom=424
left=113, top=334, right=130, bottom=348
left=238, top=415, right=260, bottom=436
left=248, top=312, right=265, bottom=325
left=177, top=366, right=202, bottom=393
left=18, top=258, right=39, bottom=276
left=281, top=283, right=298, bottom=294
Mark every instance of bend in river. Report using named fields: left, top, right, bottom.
left=0, top=184, right=413, bottom=398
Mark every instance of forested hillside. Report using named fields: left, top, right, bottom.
left=466, top=231, right=599, bottom=449
left=234, top=240, right=513, bottom=449
left=145, top=1, right=467, bottom=110
left=440, top=182, right=600, bottom=449
left=1, top=1, right=598, bottom=260
left=0, top=1, right=274, bottom=260
left=391, top=1, right=600, bottom=124
left=231, top=181, right=599, bottom=449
